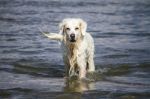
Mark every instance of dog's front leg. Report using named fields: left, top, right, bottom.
left=77, top=57, right=87, bottom=79
left=63, top=57, right=70, bottom=77
left=79, top=65, right=86, bottom=79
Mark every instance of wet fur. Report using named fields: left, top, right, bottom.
left=42, top=18, right=95, bottom=79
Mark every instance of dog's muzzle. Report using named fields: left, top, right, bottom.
left=70, top=34, right=76, bottom=42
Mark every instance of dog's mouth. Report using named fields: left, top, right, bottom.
left=70, top=39, right=76, bottom=42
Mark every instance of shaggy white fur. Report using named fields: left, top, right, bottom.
left=41, top=18, right=95, bottom=79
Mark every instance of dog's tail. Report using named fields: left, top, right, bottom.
left=39, top=27, right=63, bottom=41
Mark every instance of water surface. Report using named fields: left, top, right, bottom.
left=0, top=0, right=150, bottom=99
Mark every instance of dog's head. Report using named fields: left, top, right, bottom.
left=59, top=18, right=87, bottom=43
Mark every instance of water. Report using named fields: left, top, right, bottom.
left=0, top=0, right=150, bottom=98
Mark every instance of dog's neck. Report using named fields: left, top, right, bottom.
left=63, top=33, right=83, bottom=60
left=68, top=43, right=77, bottom=57
left=68, top=36, right=83, bottom=55
left=66, top=37, right=82, bottom=67
left=63, top=35, right=82, bottom=55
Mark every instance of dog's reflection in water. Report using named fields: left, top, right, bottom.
left=55, top=75, right=96, bottom=99
left=64, top=75, right=95, bottom=93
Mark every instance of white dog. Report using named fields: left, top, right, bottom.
left=41, top=18, right=95, bottom=79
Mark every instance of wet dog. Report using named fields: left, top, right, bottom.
left=41, top=18, right=95, bottom=79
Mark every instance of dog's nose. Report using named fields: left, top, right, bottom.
left=70, top=34, right=75, bottom=38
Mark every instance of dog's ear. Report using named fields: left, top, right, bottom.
left=79, top=19, right=87, bottom=36
left=59, top=20, right=65, bottom=35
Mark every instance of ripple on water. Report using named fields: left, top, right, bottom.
left=0, top=0, right=150, bottom=99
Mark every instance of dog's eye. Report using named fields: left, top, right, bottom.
left=75, top=27, right=79, bottom=30
left=66, top=28, right=70, bottom=31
